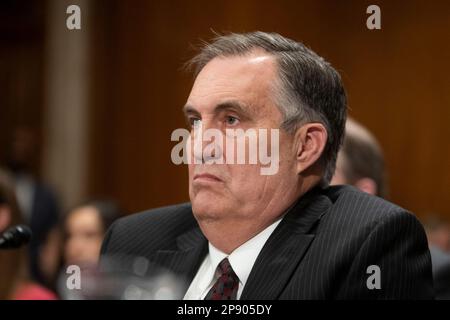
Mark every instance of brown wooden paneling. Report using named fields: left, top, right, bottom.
left=0, top=0, right=46, bottom=177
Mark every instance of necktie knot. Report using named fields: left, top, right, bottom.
left=204, top=258, right=239, bottom=300
left=218, top=258, right=233, bottom=275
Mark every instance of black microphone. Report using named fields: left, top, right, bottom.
left=0, top=225, right=32, bottom=249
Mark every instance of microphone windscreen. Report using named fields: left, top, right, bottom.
left=0, top=224, right=32, bottom=249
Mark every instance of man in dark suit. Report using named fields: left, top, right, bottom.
left=100, top=32, right=433, bottom=299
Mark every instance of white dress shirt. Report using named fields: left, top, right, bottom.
left=183, top=218, right=282, bottom=300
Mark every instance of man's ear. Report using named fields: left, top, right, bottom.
left=0, top=205, right=11, bottom=232
left=294, top=123, right=328, bottom=175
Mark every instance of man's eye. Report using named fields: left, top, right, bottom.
left=225, top=116, right=239, bottom=126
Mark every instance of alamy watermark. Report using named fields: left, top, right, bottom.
left=66, top=265, right=81, bottom=290
left=366, top=264, right=381, bottom=290
left=366, top=5, right=381, bottom=30
left=171, top=125, right=280, bottom=175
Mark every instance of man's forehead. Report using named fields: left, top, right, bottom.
left=187, top=52, right=277, bottom=111
left=198, top=51, right=276, bottom=78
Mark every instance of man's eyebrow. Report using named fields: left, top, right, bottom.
left=182, top=104, right=200, bottom=117
left=183, top=100, right=254, bottom=119
left=214, top=100, right=253, bottom=119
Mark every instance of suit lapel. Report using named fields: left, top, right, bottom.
left=240, top=188, right=332, bottom=299
left=151, top=226, right=208, bottom=295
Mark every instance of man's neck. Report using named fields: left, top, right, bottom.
left=198, top=217, right=281, bottom=254
left=196, top=178, right=321, bottom=254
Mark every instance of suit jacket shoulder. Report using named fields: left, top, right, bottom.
left=278, top=186, right=433, bottom=299
left=101, top=202, right=198, bottom=256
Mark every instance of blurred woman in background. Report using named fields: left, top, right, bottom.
left=55, top=200, right=120, bottom=299
left=0, top=168, right=57, bottom=299
left=63, top=200, right=120, bottom=268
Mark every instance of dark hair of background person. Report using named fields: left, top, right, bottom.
left=186, top=31, right=347, bottom=185
left=340, top=119, right=387, bottom=198
left=0, top=169, right=27, bottom=299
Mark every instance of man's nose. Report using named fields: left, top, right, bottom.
left=191, top=122, right=224, bottom=164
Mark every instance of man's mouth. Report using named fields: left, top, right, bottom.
left=193, top=173, right=223, bottom=182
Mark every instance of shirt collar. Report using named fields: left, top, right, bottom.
left=207, top=217, right=282, bottom=287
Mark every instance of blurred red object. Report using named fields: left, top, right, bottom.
left=12, top=283, right=58, bottom=300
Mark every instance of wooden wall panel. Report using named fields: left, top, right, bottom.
left=0, top=1, right=45, bottom=177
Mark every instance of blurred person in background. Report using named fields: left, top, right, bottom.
left=54, top=200, right=121, bottom=299
left=3, top=126, right=60, bottom=286
left=0, top=168, right=57, bottom=300
left=425, top=216, right=450, bottom=253
left=424, top=216, right=450, bottom=299
left=63, top=200, right=121, bottom=269
left=331, top=118, right=387, bottom=198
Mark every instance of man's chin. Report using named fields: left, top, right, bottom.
left=191, top=198, right=229, bottom=221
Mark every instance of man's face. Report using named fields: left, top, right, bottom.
left=185, top=52, right=300, bottom=228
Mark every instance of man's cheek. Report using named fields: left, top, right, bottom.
left=228, top=176, right=260, bottom=197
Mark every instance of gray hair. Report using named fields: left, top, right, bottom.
left=187, top=31, right=347, bottom=184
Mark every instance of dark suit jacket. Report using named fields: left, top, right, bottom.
left=100, top=185, right=434, bottom=299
